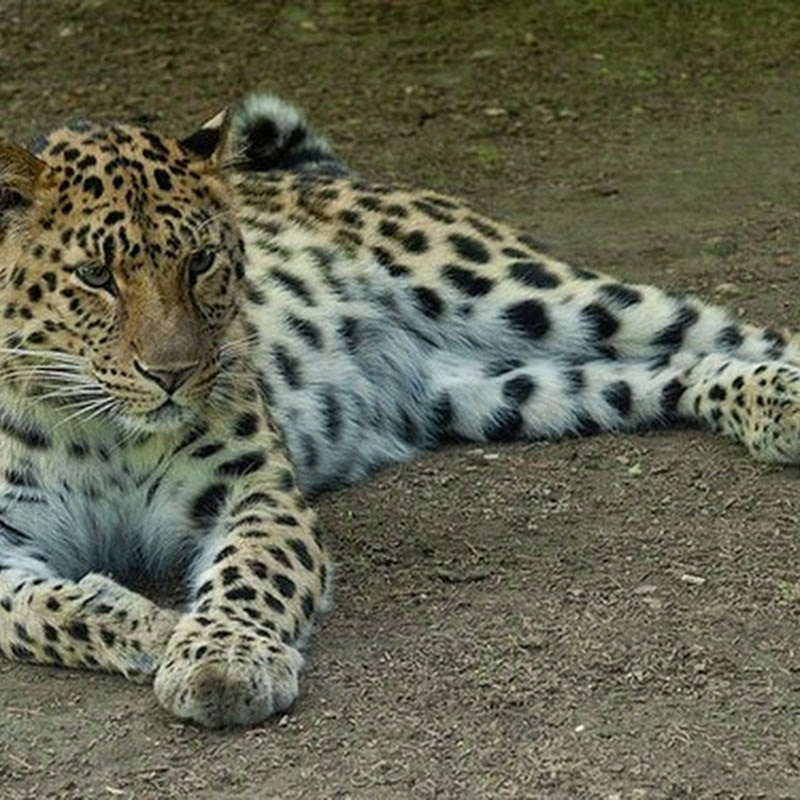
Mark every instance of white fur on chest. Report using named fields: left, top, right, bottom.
left=0, top=420, right=206, bottom=581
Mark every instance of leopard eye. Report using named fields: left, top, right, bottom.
left=188, top=249, right=216, bottom=279
left=75, top=263, right=116, bottom=292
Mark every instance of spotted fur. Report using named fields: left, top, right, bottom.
left=0, top=94, right=798, bottom=728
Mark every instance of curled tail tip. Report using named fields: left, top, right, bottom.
left=231, top=92, right=345, bottom=174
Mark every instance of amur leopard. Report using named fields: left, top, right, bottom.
left=0, top=93, right=798, bottom=728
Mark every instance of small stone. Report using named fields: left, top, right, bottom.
left=713, top=282, right=740, bottom=296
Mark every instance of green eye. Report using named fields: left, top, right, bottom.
left=75, top=263, right=115, bottom=291
left=188, top=249, right=216, bottom=278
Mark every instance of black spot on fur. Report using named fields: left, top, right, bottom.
left=154, top=168, right=173, bottom=191
left=269, top=546, right=292, bottom=569
left=287, top=538, right=315, bottom=571
left=763, top=329, right=786, bottom=359
left=217, top=451, right=267, bottom=477
left=76, top=154, right=97, bottom=170
left=449, top=233, right=491, bottom=264
left=708, top=384, right=727, bottom=402
left=581, top=303, right=619, bottom=339
left=273, top=574, right=296, bottom=598
left=432, top=393, right=454, bottom=436
left=573, top=415, right=602, bottom=436
left=504, top=299, right=551, bottom=339
left=565, top=368, right=585, bottom=393
left=270, top=268, right=314, bottom=305
left=231, top=491, right=276, bottom=516
left=378, top=218, right=400, bottom=238
left=301, top=592, right=316, bottom=618
left=661, top=378, right=685, bottom=414
left=509, top=261, right=560, bottom=289
left=226, top=585, right=257, bottom=602
left=247, top=559, right=269, bottom=580
left=99, top=629, right=117, bottom=647
left=0, top=412, right=50, bottom=449
left=651, top=305, right=699, bottom=350
left=503, top=375, right=536, bottom=405
left=339, top=316, right=359, bottom=352
left=602, top=381, right=633, bottom=416
left=263, top=593, right=286, bottom=614
left=213, top=544, right=238, bottom=563
left=465, top=215, right=502, bottom=240
left=403, top=230, right=429, bottom=253
left=82, top=176, right=104, bottom=199
left=5, top=468, right=38, bottom=488
left=357, top=195, right=381, bottom=211
left=193, top=442, right=224, bottom=459
left=442, top=265, right=494, bottom=296
left=321, top=390, right=342, bottom=441
left=599, top=284, right=643, bottom=307
left=67, top=621, right=90, bottom=641
left=221, top=565, right=241, bottom=585
left=190, top=483, right=230, bottom=525
left=411, top=199, right=456, bottom=223
left=716, top=325, right=743, bottom=350
left=414, top=286, right=445, bottom=318
left=484, top=407, right=523, bottom=441
left=287, top=314, right=322, bottom=349
left=273, top=345, right=303, bottom=389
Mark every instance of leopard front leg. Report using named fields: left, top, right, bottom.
left=0, top=564, right=179, bottom=680
left=154, top=431, right=331, bottom=728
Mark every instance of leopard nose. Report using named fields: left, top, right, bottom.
left=133, top=359, right=199, bottom=394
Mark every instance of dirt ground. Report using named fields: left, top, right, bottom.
left=2, top=2, right=800, bottom=798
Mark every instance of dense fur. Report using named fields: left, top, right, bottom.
left=0, top=94, right=798, bottom=727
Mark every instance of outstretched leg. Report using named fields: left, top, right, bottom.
left=0, top=551, right=178, bottom=680
left=427, top=344, right=800, bottom=464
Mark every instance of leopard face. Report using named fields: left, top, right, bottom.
left=0, top=122, right=248, bottom=433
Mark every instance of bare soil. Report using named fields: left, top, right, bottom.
left=2, top=2, right=800, bottom=798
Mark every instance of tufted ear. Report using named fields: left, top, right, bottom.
left=180, top=108, right=232, bottom=167
left=0, top=142, right=45, bottom=233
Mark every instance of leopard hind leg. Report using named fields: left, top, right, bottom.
left=426, top=351, right=687, bottom=443
left=426, top=345, right=800, bottom=465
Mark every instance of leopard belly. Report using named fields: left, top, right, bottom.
left=243, top=222, right=439, bottom=494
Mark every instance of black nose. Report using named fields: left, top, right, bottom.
left=133, top=360, right=198, bottom=394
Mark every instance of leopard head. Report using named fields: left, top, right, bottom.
left=0, top=110, right=250, bottom=434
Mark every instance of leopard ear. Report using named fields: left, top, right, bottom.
left=180, top=108, right=232, bottom=166
left=0, top=142, right=45, bottom=211
left=0, top=142, right=46, bottom=235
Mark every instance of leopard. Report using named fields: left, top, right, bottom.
left=0, top=92, right=799, bottom=729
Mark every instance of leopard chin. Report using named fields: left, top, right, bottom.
left=123, top=400, right=200, bottom=435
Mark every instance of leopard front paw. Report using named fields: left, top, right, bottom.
left=153, top=614, right=303, bottom=728
left=74, top=573, right=179, bottom=681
